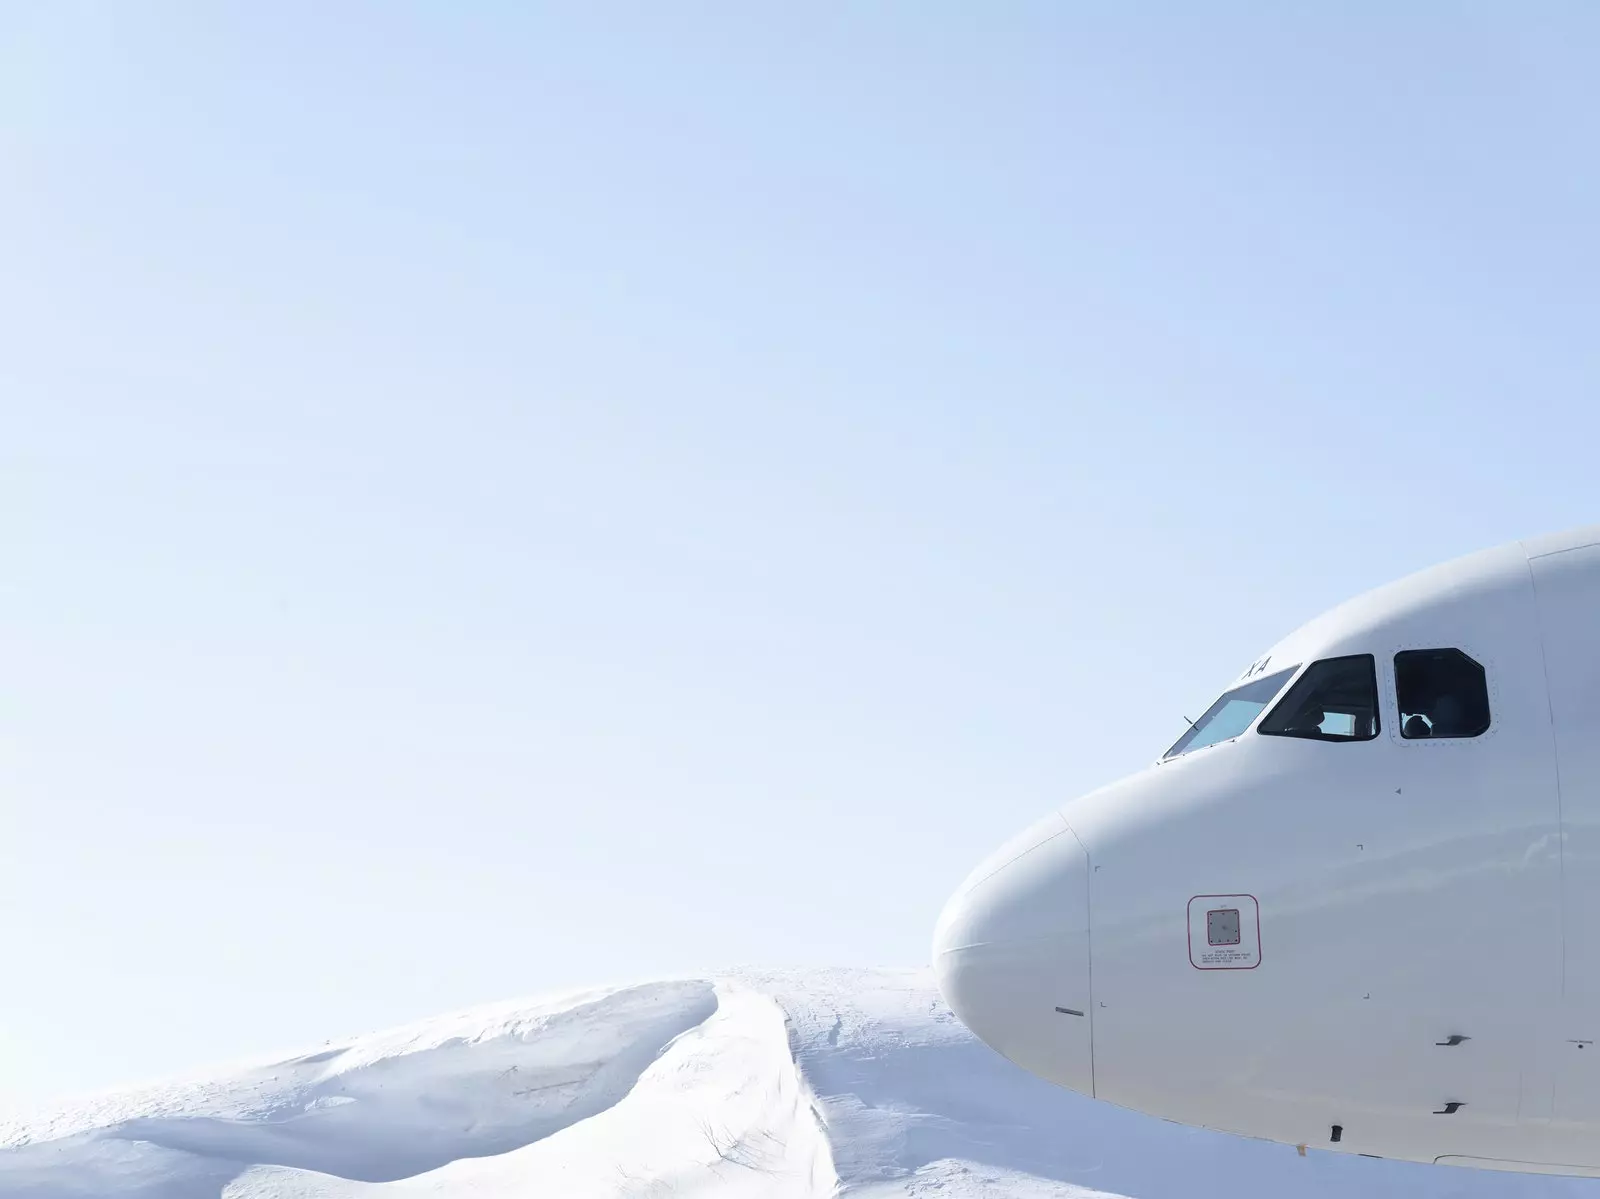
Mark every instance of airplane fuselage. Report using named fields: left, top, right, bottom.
left=934, top=525, right=1600, bottom=1176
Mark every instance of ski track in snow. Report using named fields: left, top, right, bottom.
left=0, top=967, right=1596, bottom=1198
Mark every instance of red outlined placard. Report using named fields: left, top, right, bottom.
left=1188, top=894, right=1261, bottom=970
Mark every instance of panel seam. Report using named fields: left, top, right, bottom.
left=1061, top=814, right=1096, bottom=1099
left=1524, top=548, right=1568, bottom=1001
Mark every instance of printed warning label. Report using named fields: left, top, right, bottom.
left=1188, top=894, right=1260, bottom=970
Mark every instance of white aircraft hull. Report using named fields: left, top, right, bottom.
left=935, top=525, right=1600, bottom=1176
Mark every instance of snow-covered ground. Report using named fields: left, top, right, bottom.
left=1, top=968, right=1595, bottom=1198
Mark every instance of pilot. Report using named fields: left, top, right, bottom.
left=1430, top=693, right=1465, bottom=737
left=1286, top=705, right=1327, bottom=736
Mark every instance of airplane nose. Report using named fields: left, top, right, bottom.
left=932, top=811, right=1094, bottom=1096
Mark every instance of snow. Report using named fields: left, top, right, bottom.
left=1, top=968, right=1595, bottom=1198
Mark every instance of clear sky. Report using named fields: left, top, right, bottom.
left=5, top=3, right=1600, bottom=1105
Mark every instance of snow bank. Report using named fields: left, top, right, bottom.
left=0, top=968, right=1594, bottom=1197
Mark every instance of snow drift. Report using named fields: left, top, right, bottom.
left=0, top=968, right=1593, bottom=1198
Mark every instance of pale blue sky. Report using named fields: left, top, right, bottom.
left=5, top=3, right=1600, bottom=1103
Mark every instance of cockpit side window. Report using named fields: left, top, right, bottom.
left=1163, top=666, right=1299, bottom=760
left=1395, top=649, right=1490, bottom=738
left=1257, top=655, right=1380, bottom=742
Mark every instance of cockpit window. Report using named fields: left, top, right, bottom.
left=1257, top=655, right=1380, bottom=742
left=1163, top=666, right=1298, bottom=760
left=1395, top=648, right=1490, bottom=738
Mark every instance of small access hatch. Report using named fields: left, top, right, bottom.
left=1207, top=907, right=1242, bottom=946
left=1189, top=894, right=1261, bottom=969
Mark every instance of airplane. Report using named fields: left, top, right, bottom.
left=933, top=523, right=1600, bottom=1177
